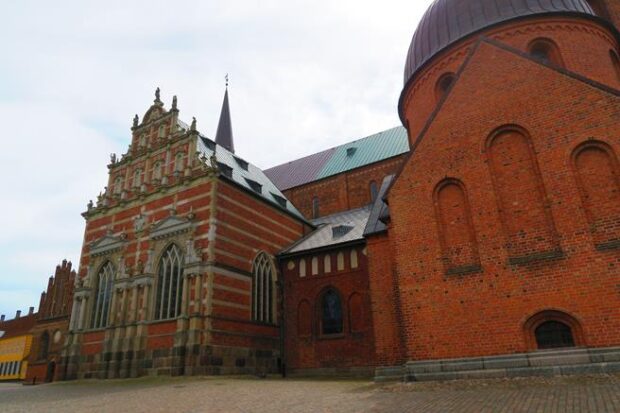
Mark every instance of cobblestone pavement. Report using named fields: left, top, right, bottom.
left=0, top=374, right=619, bottom=413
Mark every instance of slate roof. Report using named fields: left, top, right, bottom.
left=281, top=206, right=371, bottom=255
left=404, top=0, right=596, bottom=84
left=264, top=126, right=409, bottom=191
left=196, top=135, right=305, bottom=220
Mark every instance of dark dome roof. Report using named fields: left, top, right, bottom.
left=404, top=0, right=596, bottom=84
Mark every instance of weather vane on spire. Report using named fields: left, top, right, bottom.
left=225, top=74, right=229, bottom=88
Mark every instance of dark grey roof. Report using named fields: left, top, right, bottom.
left=215, top=88, right=234, bottom=153
left=364, top=175, right=394, bottom=236
left=404, top=0, right=596, bottom=84
left=281, top=206, right=371, bottom=255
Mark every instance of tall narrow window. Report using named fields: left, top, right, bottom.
left=311, top=257, right=319, bottom=275
left=435, top=72, right=456, bottom=102
left=324, top=255, right=332, bottom=274
left=91, top=261, right=114, bottom=329
left=158, top=125, right=165, bottom=139
left=610, top=50, right=620, bottom=83
left=312, top=197, right=320, bottom=219
left=252, top=252, right=276, bottom=324
left=528, top=38, right=564, bottom=67
left=175, top=153, right=185, bottom=172
left=113, top=176, right=123, bottom=195
left=320, top=289, right=343, bottom=335
left=38, top=331, right=50, bottom=360
left=155, top=244, right=184, bottom=320
left=152, top=161, right=162, bottom=181
left=133, top=169, right=142, bottom=188
left=369, top=181, right=378, bottom=203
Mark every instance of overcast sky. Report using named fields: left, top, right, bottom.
left=0, top=0, right=432, bottom=319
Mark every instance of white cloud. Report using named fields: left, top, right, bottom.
left=0, top=0, right=432, bottom=317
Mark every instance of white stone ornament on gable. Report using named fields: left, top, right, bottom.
left=149, top=214, right=195, bottom=240
left=89, top=234, right=126, bottom=257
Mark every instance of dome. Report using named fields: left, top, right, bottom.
left=404, top=0, right=597, bottom=84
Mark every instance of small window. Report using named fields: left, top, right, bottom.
left=528, top=38, right=564, bottom=67
left=245, top=178, right=263, bottom=194
left=271, top=193, right=288, bottom=208
left=133, top=169, right=142, bottom=188
left=610, top=50, right=620, bottom=82
left=152, top=161, right=162, bottom=181
left=312, top=197, right=320, bottom=219
left=299, top=259, right=306, bottom=277
left=370, top=180, right=378, bottom=203
left=175, top=153, right=184, bottom=172
left=217, top=162, right=233, bottom=179
left=320, top=289, right=343, bottom=335
left=337, top=252, right=345, bottom=271
left=435, top=72, right=455, bottom=102
left=113, top=176, right=123, bottom=195
left=350, top=249, right=358, bottom=269
left=233, top=156, right=249, bottom=171
left=311, top=257, right=319, bottom=275
left=535, top=321, right=575, bottom=349
left=324, top=255, right=332, bottom=274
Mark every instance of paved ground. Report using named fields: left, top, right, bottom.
left=0, top=374, right=619, bottom=412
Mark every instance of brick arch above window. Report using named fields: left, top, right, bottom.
left=523, top=309, right=585, bottom=351
left=527, top=38, right=565, bottom=68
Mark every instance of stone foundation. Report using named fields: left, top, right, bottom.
left=375, top=347, right=620, bottom=382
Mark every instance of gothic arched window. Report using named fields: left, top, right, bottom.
left=320, top=289, right=343, bottom=335
left=252, top=252, right=276, bottom=324
left=91, top=261, right=114, bottom=329
left=154, top=244, right=184, bottom=320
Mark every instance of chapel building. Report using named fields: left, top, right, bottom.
left=57, top=0, right=620, bottom=381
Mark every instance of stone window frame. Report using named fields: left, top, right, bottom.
left=153, top=242, right=185, bottom=321
left=91, top=261, right=115, bottom=329
left=251, top=252, right=278, bottom=325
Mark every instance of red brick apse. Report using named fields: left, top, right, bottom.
left=381, top=0, right=620, bottom=373
left=50, top=0, right=620, bottom=382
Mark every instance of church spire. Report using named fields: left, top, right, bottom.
left=215, top=76, right=234, bottom=153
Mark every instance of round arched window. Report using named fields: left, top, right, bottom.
left=435, top=72, right=456, bottom=102
left=528, top=38, right=564, bottom=67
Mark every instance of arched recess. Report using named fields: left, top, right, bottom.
left=523, top=310, right=584, bottom=351
left=434, top=179, right=481, bottom=274
left=91, top=261, right=114, bottom=329
left=610, top=50, right=620, bottom=83
left=571, top=140, right=620, bottom=248
left=435, top=72, right=456, bottom=102
left=527, top=38, right=564, bottom=67
left=348, top=292, right=365, bottom=333
left=297, top=300, right=312, bottom=337
left=318, top=287, right=344, bottom=336
left=486, top=126, right=559, bottom=260
left=154, top=243, right=184, bottom=320
left=38, top=331, right=50, bottom=360
left=252, top=252, right=277, bottom=324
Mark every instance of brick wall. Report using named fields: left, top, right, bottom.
left=283, top=156, right=406, bottom=219
left=282, top=245, right=376, bottom=371
left=389, top=38, right=620, bottom=361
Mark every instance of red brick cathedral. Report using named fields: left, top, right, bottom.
left=54, top=0, right=619, bottom=381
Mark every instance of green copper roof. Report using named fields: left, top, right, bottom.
left=264, top=126, right=409, bottom=191
left=317, top=126, right=409, bottom=179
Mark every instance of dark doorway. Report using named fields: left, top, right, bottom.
left=535, top=321, right=576, bottom=349
left=46, top=361, right=56, bottom=383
